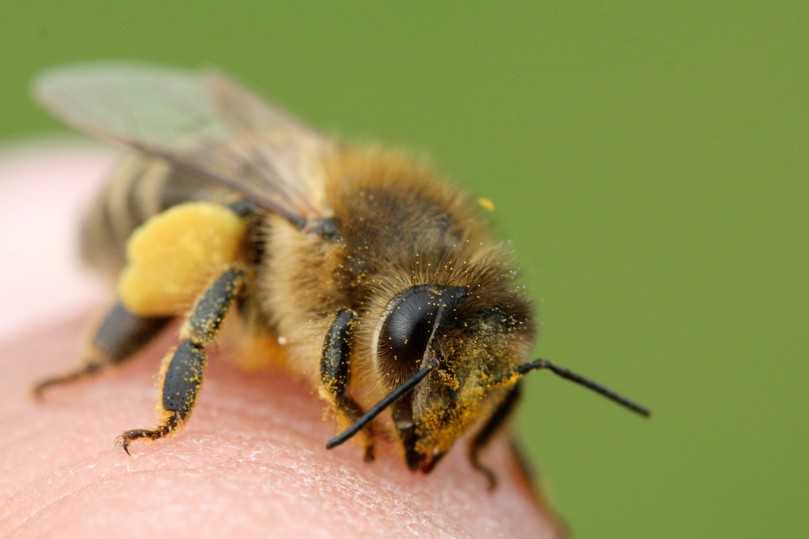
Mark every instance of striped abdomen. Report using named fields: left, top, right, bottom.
left=79, top=153, right=230, bottom=277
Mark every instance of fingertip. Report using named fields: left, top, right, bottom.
left=5, top=316, right=564, bottom=538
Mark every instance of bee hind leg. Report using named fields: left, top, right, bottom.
left=320, top=308, right=375, bottom=462
left=32, top=301, right=171, bottom=398
left=117, top=267, right=245, bottom=454
left=468, top=381, right=523, bottom=491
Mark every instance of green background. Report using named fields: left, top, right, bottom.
left=1, top=2, right=806, bottom=537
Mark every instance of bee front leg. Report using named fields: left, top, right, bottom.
left=33, top=302, right=171, bottom=398
left=117, top=267, right=245, bottom=454
left=320, top=308, right=375, bottom=462
left=469, top=381, right=523, bottom=491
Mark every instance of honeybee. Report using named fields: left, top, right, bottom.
left=32, top=63, right=649, bottom=488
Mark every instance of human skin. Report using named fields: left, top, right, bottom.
left=0, top=146, right=565, bottom=538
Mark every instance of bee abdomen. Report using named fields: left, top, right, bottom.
left=79, top=154, right=225, bottom=277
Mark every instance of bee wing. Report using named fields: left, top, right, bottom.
left=33, top=63, right=333, bottom=228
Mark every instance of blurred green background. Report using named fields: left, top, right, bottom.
left=1, top=2, right=806, bottom=537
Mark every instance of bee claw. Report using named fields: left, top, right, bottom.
left=479, top=465, right=498, bottom=492
left=30, top=377, right=67, bottom=400
left=30, top=384, right=47, bottom=401
left=115, top=421, right=177, bottom=456
left=115, top=429, right=153, bottom=456
left=114, top=434, right=133, bottom=455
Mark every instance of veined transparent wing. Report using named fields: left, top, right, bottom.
left=34, top=63, right=334, bottom=228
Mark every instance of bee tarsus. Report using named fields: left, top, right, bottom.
left=32, top=302, right=171, bottom=398
left=117, top=414, right=180, bottom=456
left=114, top=268, right=245, bottom=454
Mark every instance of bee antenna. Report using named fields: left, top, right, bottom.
left=326, top=364, right=435, bottom=450
left=517, top=358, right=652, bottom=418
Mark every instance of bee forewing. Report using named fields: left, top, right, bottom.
left=34, top=63, right=332, bottom=225
left=205, top=70, right=313, bottom=134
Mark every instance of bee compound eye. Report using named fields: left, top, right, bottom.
left=377, top=285, right=466, bottom=385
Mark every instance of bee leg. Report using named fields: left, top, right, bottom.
left=320, top=308, right=375, bottom=462
left=117, top=267, right=245, bottom=454
left=468, top=381, right=523, bottom=491
left=32, top=302, right=171, bottom=398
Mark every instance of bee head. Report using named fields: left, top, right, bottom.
left=376, top=283, right=534, bottom=471
left=326, top=280, right=649, bottom=471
